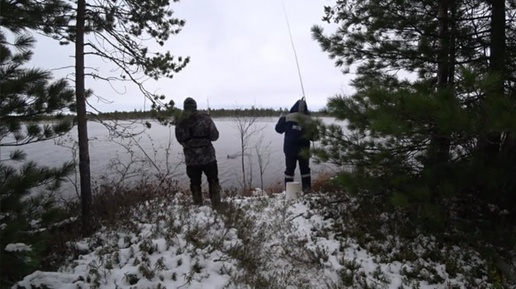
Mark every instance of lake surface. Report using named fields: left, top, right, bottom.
left=1, top=117, right=341, bottom=197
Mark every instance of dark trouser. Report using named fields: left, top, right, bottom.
left=284, top=155, right=311, bottom=192
left=186, top=161, right=221, bottom=207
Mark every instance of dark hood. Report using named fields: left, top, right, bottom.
left=289, top=99, right=309, bottom=114
left=183, top=97, right=197, bottom=112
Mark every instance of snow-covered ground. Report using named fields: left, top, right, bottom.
left=13, top=191, right=515, bottom=289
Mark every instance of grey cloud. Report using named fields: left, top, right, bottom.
left=30, top=0, right=347, bottom=112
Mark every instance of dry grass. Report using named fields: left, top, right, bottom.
left=312, top=171, right=339, bottom=193
left=91, top=179, right=181, bottom=227
left=41, top=178, right=185, bottom=270
left=233, top=171, right=339, bottom=197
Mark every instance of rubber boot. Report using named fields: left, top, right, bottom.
left=190, top=184, right=203, bottom=206
left=301, top=176, right=311, bottom=194
left=209, top=181, right=221, bottom=209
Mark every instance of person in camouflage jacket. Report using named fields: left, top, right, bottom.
left=175, top=97, right=221, bottom=207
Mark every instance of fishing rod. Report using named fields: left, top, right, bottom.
left=281, top=0, right=306, bottom=99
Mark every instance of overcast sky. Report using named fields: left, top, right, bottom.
left=32, top=0, right=351, bottom=112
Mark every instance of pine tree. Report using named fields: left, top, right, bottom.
left=0, top=0, right=72, bottom=34
left=0, top=29, right=75, bottom=288
left=33, top=0, right=190, bottom=234
left=312, top=0, right=516, bottom=220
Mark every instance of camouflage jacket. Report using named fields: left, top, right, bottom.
left=175, top=111, right=219, bottom=166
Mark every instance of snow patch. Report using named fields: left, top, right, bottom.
left=5, top=243, right=32, bottom=252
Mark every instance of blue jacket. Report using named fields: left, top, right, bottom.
left=275, top=99, right=312, bottom=157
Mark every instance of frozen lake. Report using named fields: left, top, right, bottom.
left=1, top=117, right=340, bottom=197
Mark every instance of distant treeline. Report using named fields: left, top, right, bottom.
left=95, top=107, right=330, bottom=120
left=29, top=107, right=330, bottom=123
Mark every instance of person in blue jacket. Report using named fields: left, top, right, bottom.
left=275, top=97, right=315, bottom=193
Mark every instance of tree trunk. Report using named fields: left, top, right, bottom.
left=240, top=139, right=246, bottom=190
left=490, top=0, right=505, bottom=94
left=478, top=0, right=506, bottom=156
left=489, top=0, right=512, bottom=212
left=448, top=0, right=456, bottom=87
left=426, top=0, right=451, bottom=189
left=76, top=0, right=92, bottom=236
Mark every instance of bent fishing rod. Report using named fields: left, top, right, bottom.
left=281, top=0, right=306, bottom=100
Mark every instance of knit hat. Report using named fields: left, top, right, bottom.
left=183, top=97, right=197, bottom=111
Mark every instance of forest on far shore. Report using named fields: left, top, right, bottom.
left=31, top=107, right=331, bottom=122
left=98, top=106, right=330, bottom=119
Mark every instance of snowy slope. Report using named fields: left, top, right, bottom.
left=13, top=192, right=512, bottom=289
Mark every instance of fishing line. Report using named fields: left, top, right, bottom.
left=281, top=0, right=306, bottom=99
